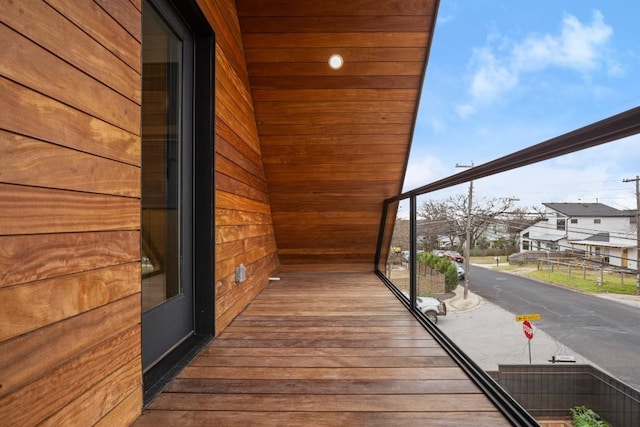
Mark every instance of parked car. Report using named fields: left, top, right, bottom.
left=416, top=296, right=447, bottom=324
left=431, top=249, right=445, bottom=257
left=454, top=262, right=465, bottom=279
left=444, top=250, right=464, bottom=263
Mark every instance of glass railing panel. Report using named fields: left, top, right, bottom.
left=380, top=199, right=410, bottom=294
left=383, top=134, right=640, bottom=410
left=413, top=186, right=468, bottom=323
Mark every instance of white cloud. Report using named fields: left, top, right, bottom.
left=468, top=47, right=518, bottom=102
left=455, top=104, right=475, bottom=118
left=512, top=11, right=612, bottom=72
left=606, top=60, right=625, bottom=78
left=437, top=14, right=455, bottom=25
left=457, top=10, right=613, bottom=117
left=402, top=154, right=448, bottom=192
left=471, top=135, right=639, bottom=209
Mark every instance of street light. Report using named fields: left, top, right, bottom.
left=456, top=162, right=474, bottom=299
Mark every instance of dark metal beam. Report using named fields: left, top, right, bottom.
left=391, top=106, right=640, bottom=202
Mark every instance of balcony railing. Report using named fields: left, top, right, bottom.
left=374, top=106, right=640, bottom=426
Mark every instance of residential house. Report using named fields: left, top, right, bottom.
left=477, top=221, right=514, bottom=249
left=519, top=202, right=638, bottom=269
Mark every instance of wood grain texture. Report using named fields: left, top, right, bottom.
left=44, top=0, right=141, bottom=72
left=236, top=0, right=437, bottom=17
left=135, top=272, right=510, bottom=426
left=0, top=4, right=143, bottom=426
left=3, top=0, right=439, bottom=424
left=0, top=24, right=140, bottom=134
left=0, top=184, right=139, bottom=235
left=0, top=326, right=140, bottom=426
left=0, top=0, right=141, bottom=103
left=240, top=16, right=431, bottom=33
left=233, top=0, right=434, bottom=270
left=0, top=263, right=140, bottom=341
left=0, top=131, right=140, bottom=197
left=252, top=88, right=418, bottom=102
left=0, top=294, right=140, bottom=398
left=134, top=411, right=511, bottom=426
left=96, top=0, right=142, bottom=43
left=195, top=0, right=280, bottom=335
left=40, top=358, right=141, bottom=427
left=0, top=231, right=139, bottom=288
left=0, top=77, right=139, bottom=166
left=242, top=33, right=429, bottom=49
left=94, top=388, right=143, bottom=427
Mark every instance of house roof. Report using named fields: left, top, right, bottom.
left=542, top=202, right=627, bottom=217
left=582, top=232, right=610, bottom=242
left=237, top=0, right=438, bottom=270
left=569, top=240, right=635, bottom=249
left=530, top=234, right=564, bottom=242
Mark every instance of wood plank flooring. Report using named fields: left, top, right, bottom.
left=134, top=272, right=510, bottom=426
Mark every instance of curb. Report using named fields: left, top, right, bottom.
left=444, top=285, right=483, bottom=313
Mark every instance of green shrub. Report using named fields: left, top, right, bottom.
left=570, top=406, right=610, bottom=427
left=417, top=252, right=459, bottom=293
left=442, top=262, right=459, bottom=292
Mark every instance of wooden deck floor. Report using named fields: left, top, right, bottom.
left=134, top=272, right=511, bottom=426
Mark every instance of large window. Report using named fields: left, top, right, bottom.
left=141, top=0, right=186, bottom=312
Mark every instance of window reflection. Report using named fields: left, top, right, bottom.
left=141, top=2, right=183, bottom=311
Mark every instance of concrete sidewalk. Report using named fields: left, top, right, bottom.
left=440, top=287, right=597, bottom=371
left=594, top=292, right=640, bottom=309
left=443, top=283, right=483, bottom=313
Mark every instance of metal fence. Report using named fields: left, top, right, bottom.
left=490, top=364, right=640, bottom=427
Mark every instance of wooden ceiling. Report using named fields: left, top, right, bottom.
left=237, top=0, right=438, bottom=271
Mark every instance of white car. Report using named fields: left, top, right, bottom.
left=416, top=296, right=447, bottom=324
left=455, top=262, right=465, bottom=279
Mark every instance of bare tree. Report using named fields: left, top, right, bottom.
left=390, top=218, right=410, bottom=252
left=501, top=207, right=545, bottom=235
left=417, top=200, right=459, bottom=249
left=417, top=194, right=521, bottom=250
left=490, top=207, right=546, bottom=249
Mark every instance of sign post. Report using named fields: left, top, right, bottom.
left=516, top=314, right=539, bottom=364
left=516, top=313, right=541, bottom=322
left=522, top=320, right=534, bottom=363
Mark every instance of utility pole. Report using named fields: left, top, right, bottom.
left=622, top=175, right=640, bottom=295
left=456, top=162, right=474, bottom=300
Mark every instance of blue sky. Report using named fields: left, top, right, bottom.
left=404, top=1, right=640, bottom=210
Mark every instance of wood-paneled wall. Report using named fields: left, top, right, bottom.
left=0, top=0, right=143, bottom=425
left=237, top=0, right=434, bottom=272
left=196, top=0, right=280, bottom=335
left=2, top=0, right=279, bottom=422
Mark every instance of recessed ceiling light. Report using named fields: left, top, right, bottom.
left=328, top=54, right=344, bottom=70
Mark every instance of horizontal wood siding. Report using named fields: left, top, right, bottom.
left=0, top=0, right=142, bottom=424
left=237, top=0, right=435, bottom=271
left=2, top=0, right=438, bottom=424
left=196, top=0, right=280, bottom=335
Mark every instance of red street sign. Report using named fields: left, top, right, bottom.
left=523, top=320, right=534, bottom=340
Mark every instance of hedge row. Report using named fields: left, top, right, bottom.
left=417, top=252, right=460, bottom=293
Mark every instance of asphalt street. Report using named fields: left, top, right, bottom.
left=438, top=265, right=640, bottom=390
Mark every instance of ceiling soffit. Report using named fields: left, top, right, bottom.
left=237, top=0, right=438, bottom=268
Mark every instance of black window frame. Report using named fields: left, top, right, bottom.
left=141, top=0, right=214, bottom=405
